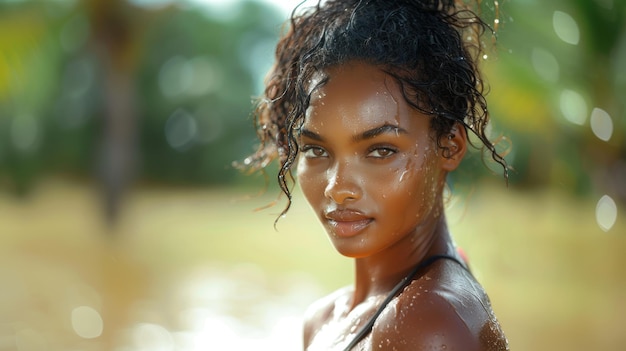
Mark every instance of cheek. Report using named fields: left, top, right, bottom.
left=297, top=161, right=323, bottom=204
left=385, top=152, right=441, bottom=206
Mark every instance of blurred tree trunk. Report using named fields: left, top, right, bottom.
left=86, top=0, right=141, bottom=227
left=83, top=0, right=143, bottom=347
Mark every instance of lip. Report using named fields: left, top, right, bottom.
left=324, top=209, right=373, bottom=238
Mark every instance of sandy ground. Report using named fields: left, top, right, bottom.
left=0, top=178, right=624, bottom=350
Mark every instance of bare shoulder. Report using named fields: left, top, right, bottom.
left=371, top=260, right=509, bottom=351
left=302, top=286, right=351, bottom=347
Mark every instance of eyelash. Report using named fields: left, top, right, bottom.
left=367, top=146, right=397, bottom=158
left=300, top=145, right=398, bottom=159
left=300, top=145, right=328, bottom=158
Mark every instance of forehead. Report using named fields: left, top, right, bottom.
left=309, top=63, right=397, bottom=113
left=305, top=62, right=424, bottom=131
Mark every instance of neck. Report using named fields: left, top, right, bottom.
left=349, top=213, right=456, bottom=309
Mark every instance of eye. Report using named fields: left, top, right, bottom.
left=301, top=145, right=328, bottom=158
left=367, top=147, right=397, bottom=158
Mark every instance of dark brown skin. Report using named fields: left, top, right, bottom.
left=297, top=62, right=508, bottom=351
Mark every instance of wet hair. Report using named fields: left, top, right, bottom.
left=241, top=0, right=509, bottom=218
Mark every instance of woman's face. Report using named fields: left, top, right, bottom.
left=297, top=62, right=452, bottom=258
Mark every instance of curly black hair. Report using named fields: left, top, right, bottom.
left=241, top=0, right=508, bottom=219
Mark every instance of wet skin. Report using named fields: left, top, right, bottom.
left=297, top=62, right=508, bottom=351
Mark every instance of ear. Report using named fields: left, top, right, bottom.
left=439, top=123, right=467, bottom=172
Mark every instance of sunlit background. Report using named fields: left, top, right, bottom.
left=0, top=0, right=624, bottom=350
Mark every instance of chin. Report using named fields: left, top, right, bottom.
left=328, top=239, right=375, bottom=259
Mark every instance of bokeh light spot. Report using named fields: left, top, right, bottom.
left=596, top=195, right=618, bottom=232
left=590, top=107, right=613, bottom=141
left=71, top=306, right=103, bottom=339
left=559, top=89, right=587, bottom=125
left=188, top=56, right=220, bottom=96
left=159, top=56, right=193, bottom=98
left=531, top=47, right=559, bottom=82
left=165, top=109, right=198, bottom=151
left=553, top=11, right=580, bottom=45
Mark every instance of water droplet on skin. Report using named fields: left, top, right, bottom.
left=399, top=170, right=409, bottom=182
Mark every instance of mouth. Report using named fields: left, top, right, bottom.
left=324, top=209, right=373, bottom=238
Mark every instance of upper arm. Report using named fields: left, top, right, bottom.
left=372, top=293, right=481, bottom=351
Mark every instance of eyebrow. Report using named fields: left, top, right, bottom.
left=299, top=128, right=324, bottom=141
left=355, top=124, right=408, bottom=141
left=299, top=123, right=408, bottom=142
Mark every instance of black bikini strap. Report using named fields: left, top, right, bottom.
left=342, top=254, right=468, bottom=351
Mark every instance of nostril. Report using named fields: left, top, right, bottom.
left=324, top=181, right=359, bottom=204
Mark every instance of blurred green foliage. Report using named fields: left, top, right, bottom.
left=0, top=0, right=624, bottom=201
left=449, top=0, right=626, bottom=204
left=0, top=0, right=282, bottom=195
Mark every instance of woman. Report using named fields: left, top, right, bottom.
left=243, top=0, right=510, bottom=350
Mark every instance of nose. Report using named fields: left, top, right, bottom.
left=324, top=161, right=361, bottom=204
